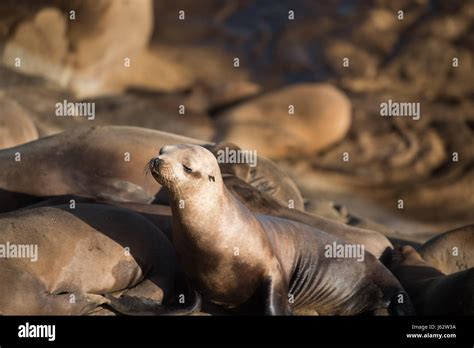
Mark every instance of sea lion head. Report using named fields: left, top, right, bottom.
left=387, top=245, right=427, bottom=269
left=148, top=144, right=221, bottom=194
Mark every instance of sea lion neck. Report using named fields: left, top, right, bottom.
left=169, top=180, right=252, bottom=247
left=168, top=176, right=229, bottom=220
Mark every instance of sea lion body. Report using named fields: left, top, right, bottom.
left=0, top=126, right=204, bottom=212
left=0, top=204, right=177, bottom=315
left=150, top=144, right=413, bottom=315
left=388, top=246, right=474, bottom=315
left=223, top=175, right=392, bottom=258
left=23, top=196, right=175, bottom=241
left=418, top=225, right=474, bottom=274
left=0, top=126, right=304, bottom=213
left=215, top=83, right=352, bottom=159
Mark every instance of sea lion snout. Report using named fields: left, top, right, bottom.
left=148, top=156, right=169, bottom=185
left=148, top=157, right=165, bottom=177
left=150, top=157, right=164, bottom=169
left=398, top=245, right=417, bottom=256
left=152, top=145, right=180, bottom=168
left=387, top=245, right=426, bottom=270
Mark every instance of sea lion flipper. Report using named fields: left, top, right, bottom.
left=105, top=291, right=202, bottom=316
left=93, top=180, right=154, bottom=203
left=260, top=276, right=292, bottom=316
left=105, top=294, right=163, bottom=315
left=41, top=292, right=108, bottom=315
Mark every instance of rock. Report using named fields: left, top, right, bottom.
left=65, top=0, right=154, bottom=96
left=324, top=40, right=378, bottom=78
left=0, top=0, right=192, bottom=97
left=2, top=7, right=70, bottom=86
left=215, top=83, right=352, bottom=159
left=0, top=66, right=213, bottom=140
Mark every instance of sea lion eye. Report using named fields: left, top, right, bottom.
left=182, top=164, right=192, bottom=173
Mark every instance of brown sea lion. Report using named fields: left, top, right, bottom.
left=417, top=225, right=474, bottom=275
left=0, top=204, right=199, bottom=315
left=22, top=195, right=175, bottom=242
left=387, top=245, right=474, bottom=315
left=0, top=126, right=204, bottom=212
left=215, top=83, right=352, bottom=159
left=0, top=126, right=304, bottom=213
left=147, top=144, right=414, bottom=315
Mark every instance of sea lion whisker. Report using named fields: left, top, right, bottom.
left=144, top=160, right=153, bottom=176
left=143, top=168, right=151, bottom=195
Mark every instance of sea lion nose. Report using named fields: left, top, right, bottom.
left=152, top=157, right=164, bottom=168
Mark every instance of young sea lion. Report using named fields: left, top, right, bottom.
left=147, top=144, right=413, bottom=315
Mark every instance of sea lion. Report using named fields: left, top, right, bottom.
left=0, top=204, right=198, bottom=315
left=387, top=245, right=474, bottom=315
left=0, top=126, right=304, bottom=213
left=417, top=225, right=474, bottom=275
left=148, top=144, right=413, bottom=315
left=215, top=83, right=352, bottom=159
left=0, top=97, right=39, bottom=149
left=22, top=195, right=175, bottom=241
left=0, top=126, right=204, bottom=212
left=222, top=175, right=392, bottom=258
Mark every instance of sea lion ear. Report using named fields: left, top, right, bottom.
left=208, top=175, right=215, bottom=182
